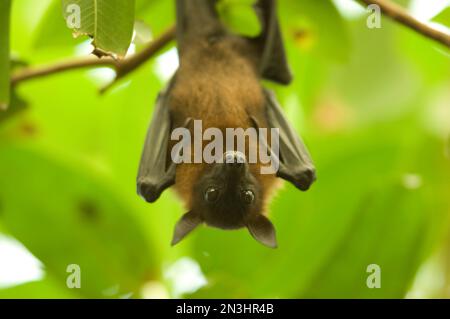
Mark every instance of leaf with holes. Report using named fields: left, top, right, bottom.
left=62, top=0, right=135, bottom=58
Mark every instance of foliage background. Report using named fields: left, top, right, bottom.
left=0, top=0, right=449, bottom=298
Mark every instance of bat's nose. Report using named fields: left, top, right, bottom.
left=223, top=151, right=246, bottom=169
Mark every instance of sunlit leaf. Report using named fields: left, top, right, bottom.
left=62, top=0, right=136, bottom=58
left=432, top=6, right=450, bottom=27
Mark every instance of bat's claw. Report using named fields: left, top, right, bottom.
left=278, top=166, right=316, bottom=191
left=295, top=167, right=316, bottom=191
left=137, top=179, right=162, bottom=203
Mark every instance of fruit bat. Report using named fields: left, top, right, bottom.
left=137, top=0, right=316, bottom=248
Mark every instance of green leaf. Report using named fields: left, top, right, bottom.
left=62, top=0, right=136, bottom=58
left=0, top=0, right=12, bottom=110
left=33, top=0, right=84, bottom=51
left=216, top=0, right=261, bottom=37
left=0, top=145, right=156, bottom=298
left=432, top=6, right=450, bottom=27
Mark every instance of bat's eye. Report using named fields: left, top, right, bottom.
left=204, top=187, right=220, bottom=203
left=241, top=190, right=255, bottom=204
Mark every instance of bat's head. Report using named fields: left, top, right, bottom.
left=171, top=151, right=277, bottom=248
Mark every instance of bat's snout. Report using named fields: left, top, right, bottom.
left=223, top=151, right=246, bottom=170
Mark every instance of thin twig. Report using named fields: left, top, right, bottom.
left=11, top=26, right=176, bottom=90
left=11, top=57, right=116, bottom=85
left=358, top=0, right=450, bottom=48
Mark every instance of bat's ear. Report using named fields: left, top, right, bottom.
left=171, top=211, right=202, bottom=246
left=247, top=214, right=277, bottom=248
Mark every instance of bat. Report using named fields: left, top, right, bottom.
left=137, top=0, right=316, bottom=248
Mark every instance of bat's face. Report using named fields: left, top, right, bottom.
left=171, top=151, right=278, bottom=248
left=193, top=151, right=262, bottom=229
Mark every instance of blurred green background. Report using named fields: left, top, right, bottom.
left=0, top=0, right=449, bottom=299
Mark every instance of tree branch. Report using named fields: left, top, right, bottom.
left=10, top=1, right=450, bottom=90
left=12, top=26, right=176, bottom=90
left=358, top=0, right=450, bottom=48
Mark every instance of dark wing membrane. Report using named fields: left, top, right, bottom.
left=264, top=89, right=316, bottom=191
left=137, top=89, right=176, bottom=203
left=251, top=0, right=292, bottom=85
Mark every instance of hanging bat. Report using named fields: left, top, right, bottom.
left=137, top=0, right=316, bottom=248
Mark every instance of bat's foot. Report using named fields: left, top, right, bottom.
left=295, top=167, right=316, bottom=191
left=278, top=166, right=316, bottom=191
left=137, top=179, right=162, bottom=203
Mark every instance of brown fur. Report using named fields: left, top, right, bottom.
left=168, top=36, right=281, bottom=216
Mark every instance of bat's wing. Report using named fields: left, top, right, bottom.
left=137, top=86, right=190, bottom=203
left=250, top=0, right=292, bottom=85
left=262, top=89, right=316, bottom=191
